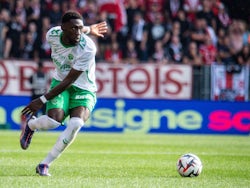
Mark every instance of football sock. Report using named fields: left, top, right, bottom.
left=28, top=115, right=61, bottom=131
left=40, top=117, right=84, bottom=166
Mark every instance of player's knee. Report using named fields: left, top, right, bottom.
left=47, top=109, right=65, bottom=123
left=68, top=117, right=84, bottom=132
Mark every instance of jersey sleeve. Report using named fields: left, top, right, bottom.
left=46, top=26, right=61, bottom=44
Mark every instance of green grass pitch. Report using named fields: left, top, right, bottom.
left=0, top=130, right=249, bottom=188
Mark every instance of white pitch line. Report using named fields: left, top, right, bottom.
left=0, top=149, right=250, bottom=157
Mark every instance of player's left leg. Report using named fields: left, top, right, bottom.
left=36, top=89, right=96, bottom=176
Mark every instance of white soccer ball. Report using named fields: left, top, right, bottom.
left=176, top=153, right=202, bottom=177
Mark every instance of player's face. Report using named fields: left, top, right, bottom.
left=63, top=19, right=84, bottom=45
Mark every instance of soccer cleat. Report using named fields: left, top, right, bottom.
left=36, top=164, right=51, bottom=176
left=20, top=116, right=36, bottom=150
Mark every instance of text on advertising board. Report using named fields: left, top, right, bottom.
left=0, top=61, right=192, bottom=99
left=96, top=63, right=192, bottom=99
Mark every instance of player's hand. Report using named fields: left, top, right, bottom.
left=90, top=21, right=108, bottom=38
left=21, top=98, right=44, bottom=117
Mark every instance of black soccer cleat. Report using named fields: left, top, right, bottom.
left=36, top=164, right=51, bottom=176
left=20, top=116, right=36, bottom=150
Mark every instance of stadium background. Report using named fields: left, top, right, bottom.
left=0, top=0, right=249, bottom=135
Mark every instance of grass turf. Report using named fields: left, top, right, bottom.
left=0, top=130, right=249, bottom=188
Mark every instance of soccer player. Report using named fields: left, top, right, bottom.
left=20, top=11, right=108, bottom=176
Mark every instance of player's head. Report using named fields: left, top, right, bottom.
left=61, top=11, right=84, bottom=45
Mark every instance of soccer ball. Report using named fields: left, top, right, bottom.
left=176, top=153, right=202, bottom=177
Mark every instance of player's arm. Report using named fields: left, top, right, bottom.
left=21, top=68, right=83, bottom=116
left=43, top=68, right=82, bottom=100
left=83, top=21, right=108, bottom=38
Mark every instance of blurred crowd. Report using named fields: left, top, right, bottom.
left=0, top=0, right=249, bottom=66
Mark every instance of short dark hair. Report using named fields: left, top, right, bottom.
left=62, top=11, right=83, bottom=23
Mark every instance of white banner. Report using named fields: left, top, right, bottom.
left=0, top=60, right=192, bottom=99
left=211, top=65, right=249, bottom=101
left=96, top=63, right=192, bottom=99
left=0, top=60, right=54, bottom=96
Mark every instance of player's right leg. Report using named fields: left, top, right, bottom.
left=20, top=115, right=61, bottom=150
left=20, top=79, right=68, bottom=150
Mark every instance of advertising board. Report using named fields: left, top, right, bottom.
left=0, top=60, right=192, bottom=99
left=0, top=96, right=249, bottom=135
